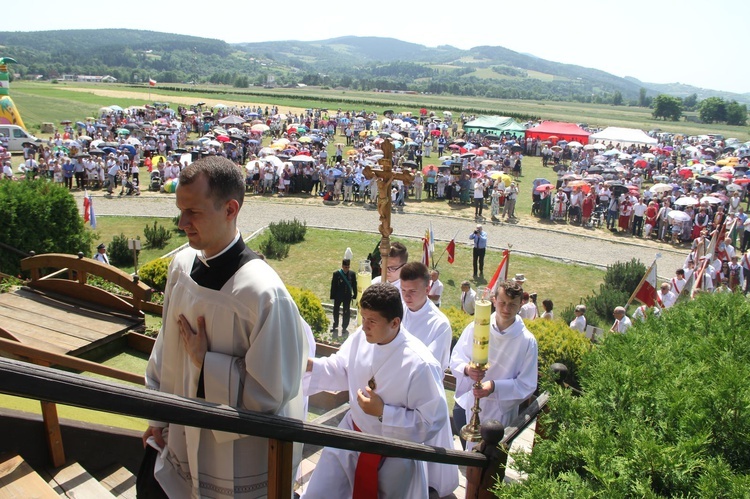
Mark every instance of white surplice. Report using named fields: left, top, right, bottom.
left=145, top=249, right=308, bottom=498
left=401, top=300, right=459, bottom=496
left=302, top=327, right=449, bottom=499
left=450, top=314, right=538, bottom=430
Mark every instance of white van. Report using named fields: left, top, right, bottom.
left=0, top=125, right=41, bottom=153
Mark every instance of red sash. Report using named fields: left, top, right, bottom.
left=352, top=422, right=382, bottom=499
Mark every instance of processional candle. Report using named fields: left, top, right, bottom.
left=472, top=287, right=491, bottom=365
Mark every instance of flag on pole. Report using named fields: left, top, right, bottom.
left=487, top=249, right=510, bottom=293
left=421, top=235, right=430, bottom=267
left=88, top=193, right=96, bottom=229
left=691, top=255, right=711, bottom=298
left=429, top=222, right=435, bottom=258
left=446, top=239, right=456, bottom=264
left=632, top=261, right=658, bottom=307
left=149, top=78, right=157, bottom=87
left=83, top=192, right=90, bottom=224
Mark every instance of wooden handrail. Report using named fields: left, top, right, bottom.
left=0, top=357, right=488, bottom=468
left=20, top=253, right=152, bottom=316
left=0, top=337, right=144, bottom=385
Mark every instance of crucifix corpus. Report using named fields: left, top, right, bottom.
left=363, top=139, right=414, bottom=275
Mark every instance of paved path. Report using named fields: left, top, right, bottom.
left=78, top=192, right=688, bottom=276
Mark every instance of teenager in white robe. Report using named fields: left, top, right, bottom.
left=370, top=241, right=408, bottom=292
left=399, top=262, right=459, bottom=497
left=302, top=284, right=450, bottom=499
left=450, top=280, right=538, bottom=450
left=143, top=158, right=308, bottom=498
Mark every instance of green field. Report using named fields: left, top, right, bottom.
left=10, top=81, right=750, bottom=141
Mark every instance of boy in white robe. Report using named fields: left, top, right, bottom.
left=450, top=279, right=538, bottom=450
left=142, top=157, right=308, bottom=498
left=399, top=262, right=459, bottom=497
left=302, top=283, right=450, bottom=499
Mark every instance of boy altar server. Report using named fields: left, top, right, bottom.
left=302, top=283, right=451, bottom=499
left=399, top=262, right=459, bottom=496
left=450, top=279, right=538, bottom=449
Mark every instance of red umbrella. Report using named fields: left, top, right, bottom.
left=634, top=159, right=648, bottom=168
left=471, top=170, right=484, bottom=178
left=430, top=129, right=441, bottom=137
left=420, top=108, right=428, bottom=115
left=547, top=135, right=559, bottom=144
left=448, top=144, right=461, bottom=150
left=216, top=135, right=230, bottom=142
left=733, top=178, right=750, bottom=185
left=535, top=184, right=555, bottom=193
left=422, top=164, right=438, bottom=174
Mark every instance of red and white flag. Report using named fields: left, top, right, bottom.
left=487, top=249, right=510, bottom=293
left=149, top=78, right=157, bottom=87
left=632, top=261, right=658, bottom=307
left=446, top=239, right=456, bottom=264
left=82, top=191, right=96, bottom=229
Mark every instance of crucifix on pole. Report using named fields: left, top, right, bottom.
left=363, top=139, right=414, bottom=277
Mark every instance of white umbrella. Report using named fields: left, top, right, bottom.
left=700, top=195, right=722, bottom=204
left=726, top=184, right=742, bottom=192
left=641, top=153, right=656, bottom=160
left=567, top=141, right=583, bottom=148
left=667, top=210, right=691, bottom=222
left=649, top=183, right=674, bottom=193
left=289, top=155, right=315, bottom=163
left=674, top=196, right=699, bottom=206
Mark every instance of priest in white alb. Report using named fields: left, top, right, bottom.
left=142, top=158, right=308, bottom=498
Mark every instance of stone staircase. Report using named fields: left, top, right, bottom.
left=0, top=453, right=136, bottom=499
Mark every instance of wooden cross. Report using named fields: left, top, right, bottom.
left=363, top=139, right=414, bottom=276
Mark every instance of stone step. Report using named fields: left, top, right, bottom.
left=0, top=453, right=59, bottom=499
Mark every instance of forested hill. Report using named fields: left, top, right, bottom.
left=1, top=29, right=747, bottom=106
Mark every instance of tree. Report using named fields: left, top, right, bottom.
left=612, top=91, right=623, bottom=106
left=725, top=100, right=748, bottom=126
left=639, top=87, right=648, bottom=107
left=683, top=93, right=698, bottom=110
left=699, top=97, right=727, bottom=123
left=652, top=94, right=683, bottom=121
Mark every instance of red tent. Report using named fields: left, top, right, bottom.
left=525, top=121, right=591, bottom=144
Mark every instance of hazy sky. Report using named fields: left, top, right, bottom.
left=3, top=0, right=748, bottom=94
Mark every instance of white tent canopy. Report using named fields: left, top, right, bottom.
left=589, top=127, right=658, bottom=146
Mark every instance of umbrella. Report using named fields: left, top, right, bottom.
left=216, top=135, right=230, bottom=143
left=550, top=145, right=562, bottom=151
left=649, top=183, right=674, bottom=193
left=535, top=184, right=555, bottom=193
left=118, top=144, right=137, bottom=156
left=480, top=160, right=497, bottom=167
left=401, top=160, right=418, bottom=169
left=88, top=148, right=106, bottom=156
left=700, top=195, right=722, bottom=204
left=567, top=141, right=583, bottom=148
left=116, top=128, right=130, bottom=135
left=289, top=155, right=315, bottom=163
left=725, top=184, right=742, bottom=192
left=667, top=210, right=691, bottom=223
left=611, top=184, right=629, bottom=197
left=696, top=175, right=718, bottom=185
left=109, top=105, right=124, bottom=112
left=251, top=124, right=269, bottom=132
left=219, top=115, right=246, bottom=125
left=674, top=196, right=699, bottom=206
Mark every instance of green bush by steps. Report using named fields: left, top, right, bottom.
left=139, top=257, right=172, bottom=292
left=287, top=285, right=328, bottom=335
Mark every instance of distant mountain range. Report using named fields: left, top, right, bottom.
left=1, top=29, right=747, bottom=106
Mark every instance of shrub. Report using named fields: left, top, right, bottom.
left=0, top=179, right=94, bottom=275
left=108, top=233, right=135, bottom=266
left=441, top=306, right=473, bottom=344
left=86, top=275, right=131, bottom=298
left=268, top=218, right=307, bottom=244
left=495, top=292, right=750, bottom=497
left=603, top=258, right=646, bottom=295
left=172, top=214, right=183, bottom=232
left=583, top=285, right=629, bottom=328
left=0, top=276, right=24, bottom=293
left=139, top=257, right=172, bottom=292
left=144, top=221, right=172, bottom=249
left=287, top=285, right=328, bottom=335
left=258, top=235, right=290, bottom=260
left=524, top=318, right=591, bottom=388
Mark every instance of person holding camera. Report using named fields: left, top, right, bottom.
left=469, top=224, right=487, bottom=279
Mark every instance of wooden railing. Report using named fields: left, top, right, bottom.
left=0, top=356, right=548, bottom=498
left=20, top=253, right=152, bottom=317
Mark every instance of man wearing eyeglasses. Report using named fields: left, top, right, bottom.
left=371, top=242, right=408, bottom=291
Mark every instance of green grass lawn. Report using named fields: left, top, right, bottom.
left=11, top=81, right=749, bottom=141
left=260, top=227, right=603, bottom=312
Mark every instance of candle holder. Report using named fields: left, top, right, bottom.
left=460, top=360, right=489, bottom=442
